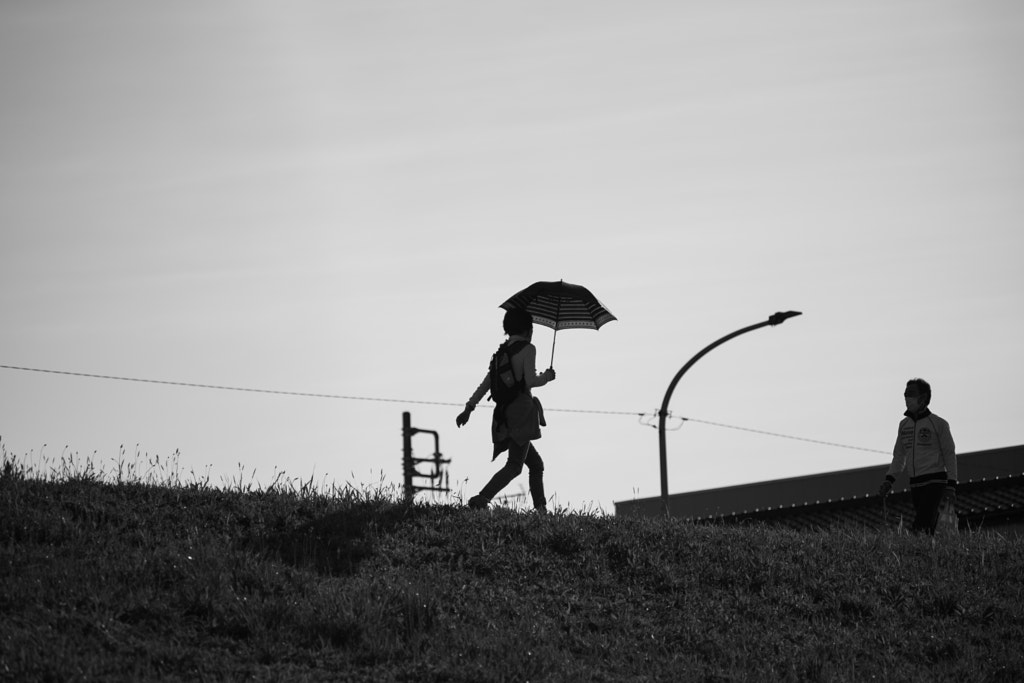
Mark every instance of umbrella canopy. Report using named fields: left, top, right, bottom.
left=500, top=280, right=616, bottom=366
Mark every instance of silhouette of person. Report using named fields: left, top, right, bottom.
left=456, top=308, right=555, bottom=513
left=879, top=378, right=957, bottom=533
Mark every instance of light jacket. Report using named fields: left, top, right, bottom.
left=885, top=409, right=957, bottom=489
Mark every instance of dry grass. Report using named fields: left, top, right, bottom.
left=2, top=445, right=1023, bottom=681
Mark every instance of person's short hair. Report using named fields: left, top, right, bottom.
left=906, top=378, right=932, bottom=405
left=503, top=308, right=533, bottom=335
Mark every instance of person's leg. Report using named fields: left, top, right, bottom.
left=910, top=486, right=928, bottom=533
left=524, top=444, right=546, bottom=511
left=911, top=483, right=944, bottom=534
left=473, top=441, right=529, bottom=505
left=923, top=483, right=946, bottom=534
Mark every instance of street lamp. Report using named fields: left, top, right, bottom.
left=658, top=311, right=802, bottom=516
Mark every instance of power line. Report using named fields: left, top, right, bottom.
left=673, top=416, right=889, bottom=455
left=0, top=364, right=641, bottom=413
left=0, top=364, right=461, bottom=407
left=0, top=363, right=886, bottom=454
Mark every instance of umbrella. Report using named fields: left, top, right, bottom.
left=500, top=280, right=617, bottom=366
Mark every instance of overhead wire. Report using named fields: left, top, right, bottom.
left=668, top=415, right=889, bottom=454
left=0, top=363, right=887, bottom=455
left=0, top=364, right=461, bottom=407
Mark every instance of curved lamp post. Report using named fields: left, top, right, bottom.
left=658, top=311, right=802, bottom=516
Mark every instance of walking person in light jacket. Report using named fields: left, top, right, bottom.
left=879, top=378, right=957, bottom=533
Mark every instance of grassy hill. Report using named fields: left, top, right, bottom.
left=2, top=456, right=1023, bottom=682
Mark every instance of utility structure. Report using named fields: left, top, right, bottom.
left=658, top=311, right=802, bottom=516
left=401, top=411, right=451, bottom=502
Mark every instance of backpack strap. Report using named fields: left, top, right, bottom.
left=493, top=341, right=528, bottom=382
left=503, top=340, right=528, bottom=375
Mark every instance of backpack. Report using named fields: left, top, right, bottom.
left=488, top=340, right=528, bottom=410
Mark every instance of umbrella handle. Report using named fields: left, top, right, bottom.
left=549, top=280, right=562, bottom=369
left=549, top=328, right=557, bottom=369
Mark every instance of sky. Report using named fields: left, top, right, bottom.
left=2, top=1, right=1022, bottom=513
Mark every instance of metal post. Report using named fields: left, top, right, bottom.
left=402, top=411, right=414, bottom=502
left=658, top=311, right=801, bottom=516
left=402, top=411, right=451, bottom=502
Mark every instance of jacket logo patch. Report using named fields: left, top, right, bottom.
left=917, top=427, right=933, bottom=444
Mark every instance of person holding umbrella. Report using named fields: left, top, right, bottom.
left=456, top=307, right=556, bottom=513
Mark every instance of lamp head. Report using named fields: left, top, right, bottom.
left=768, top=310, right=802, bottom=326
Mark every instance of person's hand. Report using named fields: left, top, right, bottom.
left=941, top=487, right=957, bottom=505
left=456, top=408, right=473, bottom=428
left=543, top=367, right=556, bottom=382
left=878, top=480, right=893, bottom=496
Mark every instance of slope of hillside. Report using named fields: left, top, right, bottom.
left=2, top=465, right=1023, bottom=681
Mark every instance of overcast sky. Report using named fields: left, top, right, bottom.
left=2, top=1, right=1022, bottom=512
